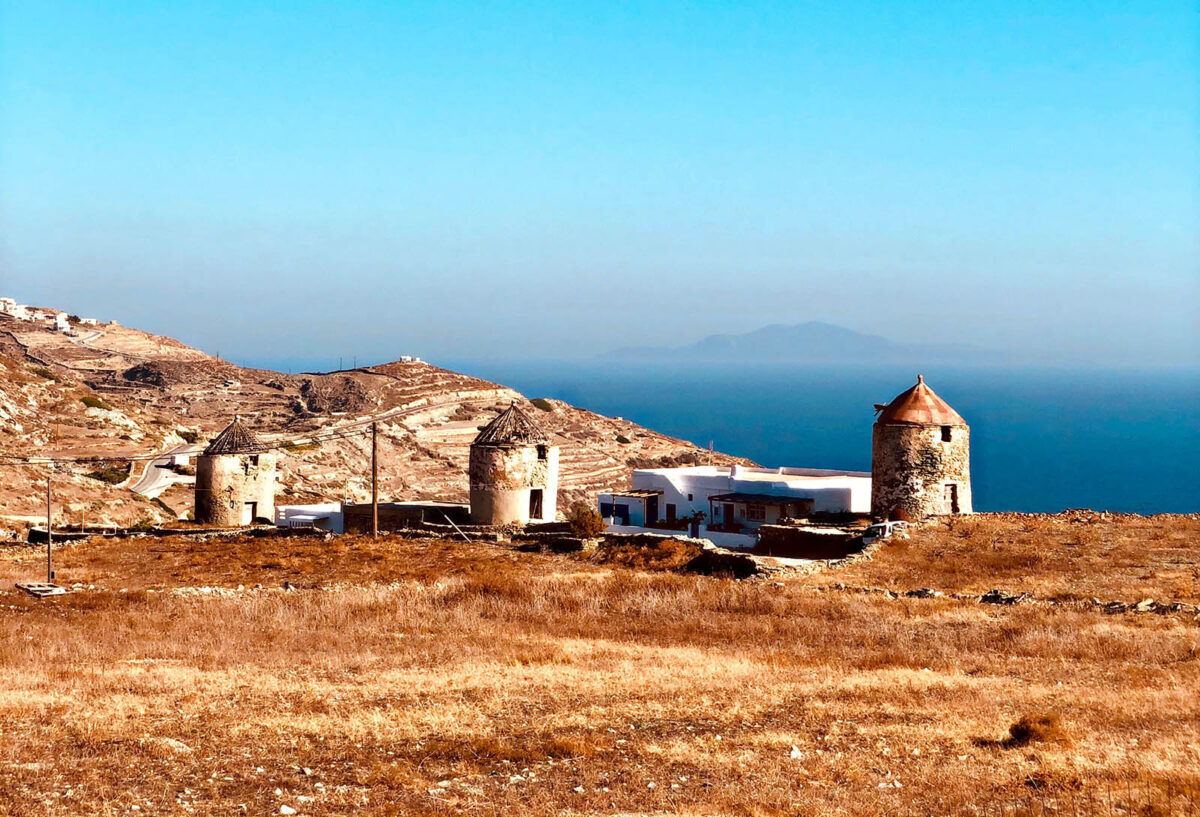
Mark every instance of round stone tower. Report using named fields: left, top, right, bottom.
left=194, top=417, right=278, bottom=526
left=469, top=404, right=559, bottom=526
left=870, top=375, right=972, bottom=521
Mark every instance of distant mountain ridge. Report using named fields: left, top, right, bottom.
left=610, top=321, right=998, bottom=364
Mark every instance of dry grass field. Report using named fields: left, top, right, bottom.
left=0, top=516, right=1198, bottom=816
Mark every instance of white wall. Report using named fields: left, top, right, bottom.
left=630, top=466, right=871, bottom=518
left=598, top=493, right=648, bottom=526
left=276, top=503, right=344, bottom=533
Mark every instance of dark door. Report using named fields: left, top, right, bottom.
left=666, top=503, right=676, bottom=522
left=529, top=489, right=543, bottom=520
left=645, top=495, right=658, bottom=525
left=724, top=504, right=735, bottom=527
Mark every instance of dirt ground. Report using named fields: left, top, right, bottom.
left=0, top=517, right=1197, bottom=816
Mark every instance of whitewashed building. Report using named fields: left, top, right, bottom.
left=598, top=464, right=871, bottom=548
left=276, top=503, right=345, bottom=533
left=0, top=298, right=29, bottom=320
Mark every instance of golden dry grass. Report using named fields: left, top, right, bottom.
left=798, top=512, right=1200, bottom=603
left=0, top=522, right=1197, bottom=816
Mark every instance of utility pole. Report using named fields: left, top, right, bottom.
left=371, top=421, right=379, bottom=538
left=45, top=474, right=53, bottom=583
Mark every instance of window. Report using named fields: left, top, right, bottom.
left=687, top=493, right=693, bottom=501
left=746, top=503, right=766, bottom=521
left=536, top=445, right=547, bottom=460
left=941, top=426, right=952, bottom=442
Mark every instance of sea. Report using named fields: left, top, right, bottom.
left=437, top=361, right=1199, bottom=515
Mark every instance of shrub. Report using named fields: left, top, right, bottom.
left=1005, top=713, right=1069, bottom=747
left=31, top=366, right=57, bottom=381
left=81, top=395, right=110, bottom=410
left=530, top=398, right=553, bottom=412
left=281, top=441, right=319, bottom=453
left=129, top=517, right=156, bottom=533
left=177, top=429, right=200, bottom=444
left=86, top=465, right=129, bottom=485
left=566, top=501, right=606, bottom=538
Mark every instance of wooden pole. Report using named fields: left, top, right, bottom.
left=371, top=421, right=379, bottom=538
left=45, top=474, right=53, bottom=583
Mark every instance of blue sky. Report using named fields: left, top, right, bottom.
left=0, top=1, right=1195, bottom=367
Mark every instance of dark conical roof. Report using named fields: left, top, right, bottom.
left=874, top=375, right=966, bottom=426
left=203, top=417, right=268, bottom=455
left=473, top=403, right=550, bottom=446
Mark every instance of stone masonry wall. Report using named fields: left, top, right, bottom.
left=195, top=453, right=278, bottom=526
left=870, top=423, right=971, bottom=521
left=468, top=444, right=559, bottom=525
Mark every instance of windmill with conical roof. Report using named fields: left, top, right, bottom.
left=870, top=375, right=972, bottom=521
left=468, top=403, right=559, bottom=525
left=194, top=416, right=278, bottom=526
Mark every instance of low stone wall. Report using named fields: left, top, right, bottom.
left=755, top=525, right=862, bottom=559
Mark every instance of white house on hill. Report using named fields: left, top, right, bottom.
left=598, top=464, right=871, bottom=548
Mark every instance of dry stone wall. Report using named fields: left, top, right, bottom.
left=468, top=444, right=559, bottom=525
left=870, top=423, right=971, bottom=520
left=195, top=453, right=278, bottom=526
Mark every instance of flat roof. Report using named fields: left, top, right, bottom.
left=602, top=489, right=663, bottom=498
left=708, top=493, right=811, bottom=505
left=633, top=465, right=870, bottom=480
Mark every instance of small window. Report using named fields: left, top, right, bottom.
left=249, top=455, right=260, bottom=466
left=687, top=493, right=693, bottom=501
left=746, top=503, right=766, bottom=522
left=536, top=445, right=547, bottom=460
left=941, top=426, right=952, bottom=442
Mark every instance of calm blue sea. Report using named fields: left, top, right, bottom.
left=441, top=361, right=1199, bottom=515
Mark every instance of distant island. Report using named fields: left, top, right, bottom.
left=608, top=321, right=1000, bottom=365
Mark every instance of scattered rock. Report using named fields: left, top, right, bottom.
left=905, top=588, right=942, bottom=598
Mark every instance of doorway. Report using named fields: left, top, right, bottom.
left=944, top=484, right=960, bottom=514
left=242, top=501, right=257, bottom=525
left=529, top=489, right=544, bottom=520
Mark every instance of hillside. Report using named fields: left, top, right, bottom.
left=0, top=312, right=745, bottom=532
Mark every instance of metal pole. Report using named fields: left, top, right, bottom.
left=371, top=421, right=379, bottom=538
left=45, top=474, right=53, bottom=583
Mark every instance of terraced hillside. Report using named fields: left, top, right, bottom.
left=0, top=311, right=744, bottom=533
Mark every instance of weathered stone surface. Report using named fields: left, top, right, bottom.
left=871, top=422, right=972, bottom=521
left=194, top=452, right=277, bottom=526
left=468, top=443, right=559, bottom=525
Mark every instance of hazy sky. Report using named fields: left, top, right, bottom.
left=1, top=1, right=1196, bottom=367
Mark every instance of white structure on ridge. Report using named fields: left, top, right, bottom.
left=598, top=464, right=870, bottom=546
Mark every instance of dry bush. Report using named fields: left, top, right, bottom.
left=1004, top=713, right=1070, bottom=747
left=591, top=534, right=703, bottom=571
left=565, top=501, right=605, bottom=538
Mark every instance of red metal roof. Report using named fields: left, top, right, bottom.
left=874, top=375, right=966, bottom=426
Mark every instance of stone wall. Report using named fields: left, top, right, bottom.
left=468, top=444, right=559, bottom=525
left=195, top=453, right=278, bottom=526
left=870, top=423, right=971, bottom=521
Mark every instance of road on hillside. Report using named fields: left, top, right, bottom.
left=130, top=443, right=203, bottom=498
